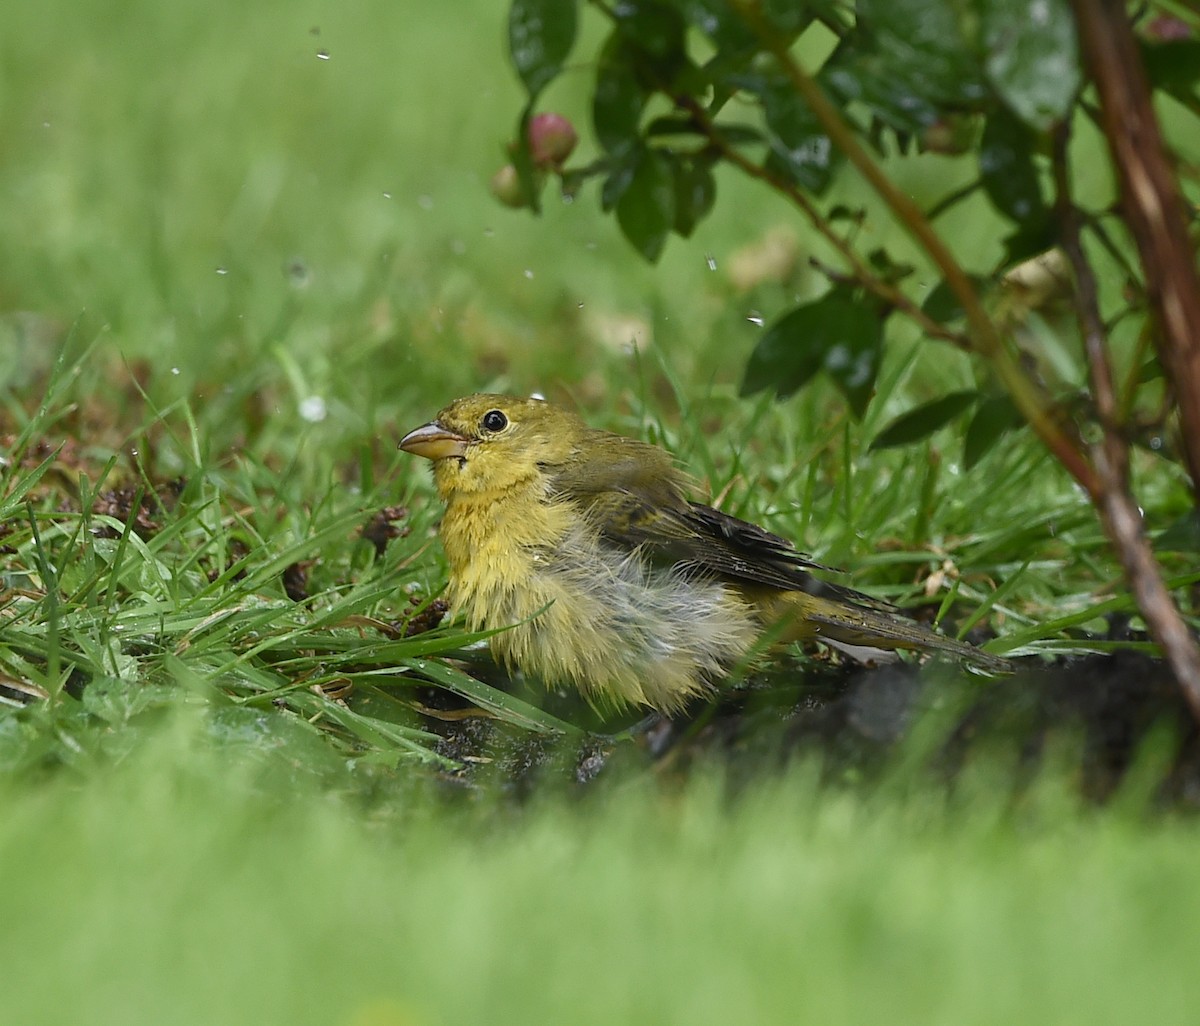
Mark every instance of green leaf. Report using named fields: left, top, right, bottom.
left=980, top=0, right=1080, bottom=130
left=593, top=35, right=646, bottom=154
left=1142, top=40, right=1200, bottom=102
left=921, top=276, right=985, bottom=323
left=1156, top=510, right=1200, bottom=555
left=979, top=108, right=1047, bottom=223
left=679, top=0, right=758, bottom=50
left=821, top=323, right=884, bottom=418
left=826, top=0, right=989, bottom=133
left=963, top=393, right=1023, bottom=469
left=644, top=116, right=762, bottom=146
left=761, top=74, right=838, bottom=192
left=999, top=217, right=1056, bottom=268
left=611, top=0, right=686, bottom=61
left=509, top=0, right=578, bottom=98
left=741, top=290, right=883, bottom=417
left=871, top=391, right=980, bottom=450
left=1138, top=356, right=1164, bottom=383
left=670, top=154, right=717, bottom=237
left=600, top=151, right=639, bottom=211
left=616, top=148, right=676, bottom=262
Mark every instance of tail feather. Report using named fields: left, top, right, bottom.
left=800, top=594, right=1014, bottom=675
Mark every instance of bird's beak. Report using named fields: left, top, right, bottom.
left=399, top=421, right=470, bottom=461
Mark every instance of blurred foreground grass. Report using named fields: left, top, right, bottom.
left=4, top=718, right=1200, bottom=1026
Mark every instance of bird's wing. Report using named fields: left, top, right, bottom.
left=667, top=501, right=900, bottom=611
left=545, top=436, right=897, bottom=611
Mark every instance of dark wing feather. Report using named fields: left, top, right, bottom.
left=669, top=502, right=899, bottom=612
left=544, top=434, right=897, bottom=613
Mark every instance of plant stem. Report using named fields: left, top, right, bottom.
left=733, top=1, right=1101, bottom=497
left=1069, top=0, right=1200, bottom=501
left=1052, top=123, right=1200, bottom=717
left=675, top=97, right=966, bottom=348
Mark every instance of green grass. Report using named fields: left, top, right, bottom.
left=3, top=725, right=1200, bottom=1026
left=2, top=0, right=1199, bottom=1022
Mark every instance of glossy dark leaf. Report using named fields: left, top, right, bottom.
left=671, top=155, right=717, bottom=238
left=963, top=393, right=1023, bottom=469
left=1138, top=356, right=1164, bottom=383
left=759, top=0, right=814, bottom=34
left=980, top=0, right=1080, bottom=130
left=509, top=0, right=578, bottom=98
left=979, top=109, right=1047, bottom=223
left=600, top=148, right=639, bottom=211
left=741, top=291, right=883, bottom=418
left=871, top=390, right=980, bottom=450
left=999, top=217, right=1056, bottom=269
left=611, top=0, right=686, bottom=61
left=867, top=247, right=913, bottom=285
left=823, top=54, right=940, bottom=135
left=1156, top=510, right=1200, bottom=555
left=616, top=148, right=676, bottom=262
left=826, top=0, right=989, bottom=132
left=1142, top=40, right=1200, bottom=102
left=921, top=276, right=985, bottom=324
left=594, top=35, right=646, bottom=154
left=761, top=75, right=838, bottom=192
left=820, top=314, right=884, bottom=417
left=645, top=116, right=763, bottom=146
left=679, top=0, right=757, bottom=50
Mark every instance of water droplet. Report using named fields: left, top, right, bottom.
left=171, top=367, right=180, bottom=376
left=382, top=191, right=392, bottom=200
left=746, top=310, right=764, bottom=326
left=523, top=269, right=534, bottom=279
left=299, top=396, right=328, bottom=422
left=1149, top=436, right=1163, bottom=450
left=417, top=194, right=433, bottom=210
left=286, top=259, right=311, bottom=288
left=577, top=301, right=584, bottom=309
left=215, top=266, right=228, bottom=275
left=705, top=254, right=717, bottom=271
left=316, top=49, right=330, bottom=60
left=562, top=194, right=574, bottom=205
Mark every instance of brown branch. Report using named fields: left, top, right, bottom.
left=732, top=1, right=1102, bottom=498
left=1052, top=124, right=1200, bottom=715
left=1070, top=0, right=1200, bottom=498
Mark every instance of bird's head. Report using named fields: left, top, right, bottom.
left=400, top=393, right=585, bottom=495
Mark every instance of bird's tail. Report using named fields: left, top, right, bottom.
left=773, top=590, right=1014, bottom=674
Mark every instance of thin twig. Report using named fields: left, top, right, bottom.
left=1052, top=121, right=1200, bottom=712
left=1070, top=0, right=1200, bottom=497
left=731, top=0, right=1101, bottom=497
left=674, top=98, right=968, bottom=347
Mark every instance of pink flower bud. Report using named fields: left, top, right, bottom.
left=527, top=113, right=578, bottom=168
left=1145, top=15, right=1190, bottom=40
left=489, top=164, right=526, bottom=208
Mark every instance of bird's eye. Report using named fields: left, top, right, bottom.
left=481, top=409, right=508, bottom=433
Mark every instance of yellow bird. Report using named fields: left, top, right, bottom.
left=401, top=394, right=1011, bottom=713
